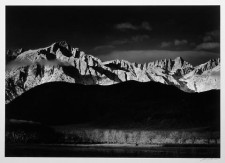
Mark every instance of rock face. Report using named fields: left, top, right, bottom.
left=5, top=41, right=220, bottom=104
left=6, top=48, right=25, bottom=63
left=180, top=59, right=220, bottom=92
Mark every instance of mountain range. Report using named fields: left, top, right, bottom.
left=6, top=41, right=220, bottom=104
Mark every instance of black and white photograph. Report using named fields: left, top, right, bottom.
left=2, top=1, right=223, bottom=160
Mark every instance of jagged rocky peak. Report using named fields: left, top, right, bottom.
left=146, top=57, right=193, bottom=76
left=174, top=56, right=184, bottom=63
left=149, top=57, right=188, bottom=67
left=180, top=58, right=220, bottom=92
left=6, top=48, right=25, bottom=63
left=9, top=41, right=104, bottom=70
left=103, top=57, right=194, bottom=76
left=148, top=58, right=171, bottom=69
left=71, top=48, right=80, bottom=58
left=58, top=41, right=71, bottom=50
left=35, top=41, right=72, bottom=57
left=132, top=62, right=144, bottom=69
left=16, top=41, right=85, bottom=63
left=5, top=41, right=221, bottom=104
left=46, top=41, right=98, bottom=62
left=194, top=58, right=220, bottom=75
left=103, top=59, right=133, bottom=71
left=50, top=41, right=71, bottom=52
left=172, top=57, right=193, bottom=74
left=198, top=58, right=220, bottom=69
left=46, top=41, right=72, bottom=58
left=7, top=48, right=25, bottom=56
left=173, top=56, right=192, bottom=68
left=207, top=58, right=220, bottom=67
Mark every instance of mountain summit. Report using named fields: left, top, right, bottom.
left=5, top=41, right=220, bottom=104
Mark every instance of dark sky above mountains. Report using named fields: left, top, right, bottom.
left=6, top=6, right=220, bottom=65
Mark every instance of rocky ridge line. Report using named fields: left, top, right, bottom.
left=5, top=41, right=220, bottom=104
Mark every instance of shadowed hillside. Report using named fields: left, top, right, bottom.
left=6, top=81, right=220, bottom=130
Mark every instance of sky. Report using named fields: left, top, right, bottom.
left=6, top=6, right=220, bottom=65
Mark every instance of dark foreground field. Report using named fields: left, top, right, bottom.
left=5, top=120, right=220, bottom=158
left=5, top=81, right=220, bottom=158
left=5, top=144, right=220, bottom=157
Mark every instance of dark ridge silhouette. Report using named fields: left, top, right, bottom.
left=6, top=81, right=220, bottom=130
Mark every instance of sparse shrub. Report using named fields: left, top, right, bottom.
left=125, top=133, right=129, bottom=143
left=103, top=130, right=110, bottom=143
left=115, top=130, right=126, bottom=144
left=139, top=131, right=149, bottom=144
left=180, top=132, right=190, bottom=144
left=169, top=131, right=180, bottom=144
